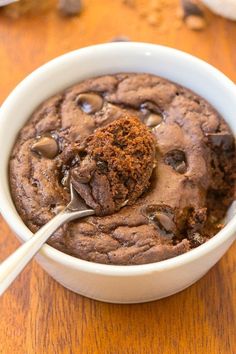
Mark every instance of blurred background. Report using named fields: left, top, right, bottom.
left=0, top=0, right=236, bottom=104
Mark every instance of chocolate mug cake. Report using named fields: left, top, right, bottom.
left=9, top=73, right=235, bottom=265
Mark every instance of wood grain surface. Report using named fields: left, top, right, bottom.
left=0, top=1, right=236, bottom=353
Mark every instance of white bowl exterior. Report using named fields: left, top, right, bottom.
left=35, top=236, right=235, bottom=303
left=201, top=0, right=236, bottom=21
left=0, top=43, right=236, bottom=303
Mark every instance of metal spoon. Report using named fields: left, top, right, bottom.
left=0, top=183, right=95, bottom=296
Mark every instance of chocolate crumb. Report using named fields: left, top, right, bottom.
left=58, top=0, right=82, bottom=16
left=180, top=0, right=204, bottom=18
left=180, top=0, right=207, bottom=30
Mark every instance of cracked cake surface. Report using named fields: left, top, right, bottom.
left=9, top=73, right=235, bottom=265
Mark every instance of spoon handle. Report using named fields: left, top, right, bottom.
left=0, top=208, right=94, bottom=296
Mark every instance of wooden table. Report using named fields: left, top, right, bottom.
left=0, top=1, right=235, bottom=353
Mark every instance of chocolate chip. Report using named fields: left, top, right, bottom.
left=180, top=0, right=206, bottom=31
left=164, top=149, right=187, bottom=174
left=141, top=101, right=162, bottom=114
left=180, top=0, right=203, bottom=18
left=76, top=93, right=104, bottom=114
left=143, top=204, right=176, bottom=236
left=58, top=0, right=82, bottom=16
left=146, top=113, right=162, bottom=128
left=206, top=132, right=234, bottom=150
left=31, top=136, right=59, bottom=159
left=140, top=102, right=163, bottom=126
left=153, top=212, right=176, bottom=233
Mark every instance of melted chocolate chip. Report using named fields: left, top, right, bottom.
left=146, top=113, right=163, bottom=128
left=164, top=149, right=187, bottom=174
left=206, top=132, right=234, bottom=150
left=76, top=93, right=104, bottom=114
left=140, top=101, right=163, bottom=127
left=71, top=156, right=96, bottom=183
left=143, top=204, right=176, bottom=237
left=152, top=212, right=176, bottom=233
left=175, top=161, right=187, bottom=174
left=31, top=136, right=59, bottom=159
left=141, top=101, right=162, bottom=114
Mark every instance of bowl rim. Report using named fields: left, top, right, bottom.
left=0, top=42, right=236, bottom=276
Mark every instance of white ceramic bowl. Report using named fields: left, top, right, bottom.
left=201, top=0, right=236, bottom=21
left=0, top=43, right=236, bottom=303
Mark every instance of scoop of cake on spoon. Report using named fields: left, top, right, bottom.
left=0, top=115, right=156, bottom=295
